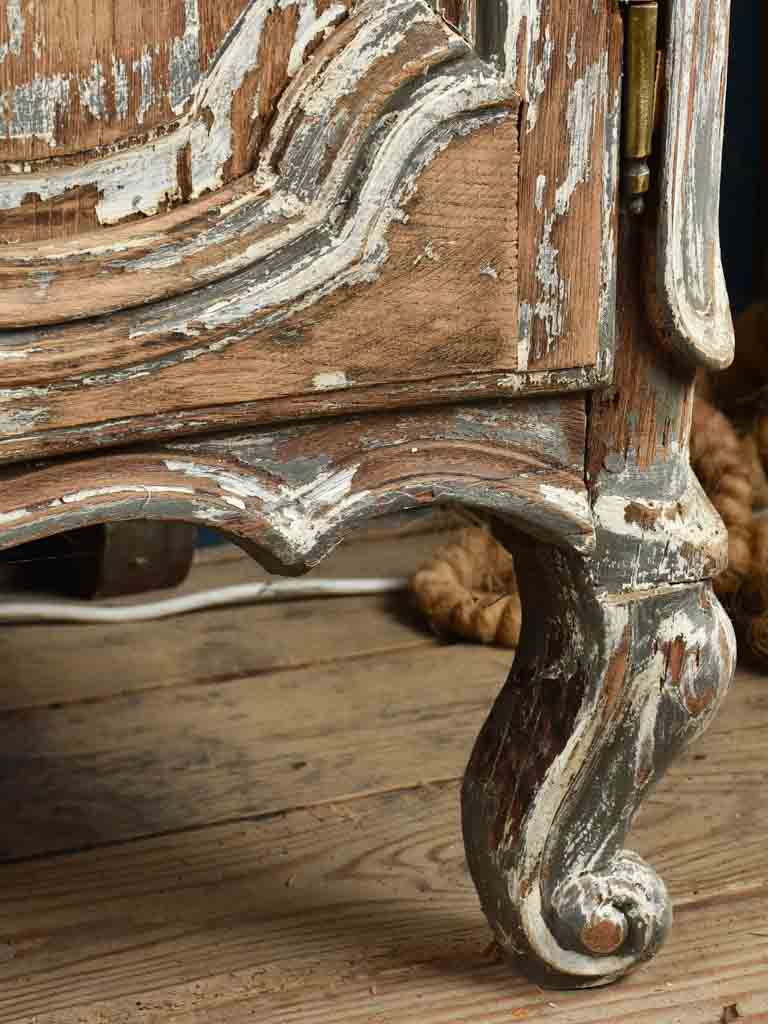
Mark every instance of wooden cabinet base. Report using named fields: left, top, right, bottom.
left=0, top=0, right=735, bottom=991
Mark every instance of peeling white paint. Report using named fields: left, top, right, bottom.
left=538, top=482, right=591, bottom=524
left=555, top=56, right=606, bottom=216
left=594, top=475, right=728, bottom=591
left=78, top=61, right=106, bottom=119
left=161, top=457, right=369, bottom=558
left=534, top=173, right=546, bottom=211
left=112, top=55, right=129, bottom=120
left=169, top=0, right=201, bottom=114
left=288, top=2, right=348, bottom=76
left=567, top=31, right=577, bottom=70
left=527, top=54, right=609, bottom=351
left=0, top=73, right=71, bottom=146
left=657, top=0, right=734, bottom=370
left=599, top=86, right=621, bottom=336
left=526, top=20, right=553, bottom=133
left=0, top=507, right=28, bottom=526
left=129, top=70, right=512, bottom=337
left=133, top=48, right=155, bottom=125
left=163, top=459, right=274, bottom=502
left=58, top=484, right=196, bottom=505
left=0, top=0, right=25, bottom=64
left=313, top=371, right=350, bottom=391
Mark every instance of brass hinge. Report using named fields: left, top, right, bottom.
left=620, top=0, right=661, bottom=213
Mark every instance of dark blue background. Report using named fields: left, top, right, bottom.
left=721, top=3, right=762, bottom=313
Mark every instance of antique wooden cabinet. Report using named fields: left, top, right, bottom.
left=0, top=0, right=735, bottom=989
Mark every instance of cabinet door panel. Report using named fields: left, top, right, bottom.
left=0, top=0, right=620, bottom=461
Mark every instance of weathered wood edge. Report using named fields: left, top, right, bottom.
left=462, top=539, right=736, bottom=989
left=650, top=0, right=735, bottom=371
left=0, top=400, right=594, bottom=573
left=0, top=3, right=477, bottom=326
left=0, top=365, right=610, bottom=465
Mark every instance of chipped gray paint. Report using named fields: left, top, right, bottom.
left=654, top=0, right=734, bottom=371
left=77, top=61, right=106, bottom=118
left=133, top=48, right=155, bottom=126
left=0, top=0, right=24, bottom=64
left=169, top=0, right=201, bottom=114
left=463, top=536, right=735, bottom=988
left=527, top=54, right=609, bottom=356
left=112, top=55, right=129, bottom=120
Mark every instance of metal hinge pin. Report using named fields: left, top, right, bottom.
left=621, top=0, right=660, bottom=213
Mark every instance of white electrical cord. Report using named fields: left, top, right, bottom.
left=0, top=578, right=410, bottom=625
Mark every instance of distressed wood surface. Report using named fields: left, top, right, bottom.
left=0, top=365, right=607, bottom=466
left=584, top=210, right=731, bottom=591
left=464, top=536, right=736, bottom=988
left=0, top=533, right=762, bottom=1022
left=0, top=399, right=593, bottom=572
left=0, top=0, right=622, bottom=457
left=650, top=0, right=735, bottom=371
left=0, top=0, right=253, bottom=163
left=0, top=0, right=356, bottom=219
left=518, top=0, right=621, bottom=374
left=0, top=1, right=468, bottom=321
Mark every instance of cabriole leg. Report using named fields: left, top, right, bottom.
left=461, top=539, right=735, bottom=989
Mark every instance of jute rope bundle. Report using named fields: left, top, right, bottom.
left=410, top=525, right=521, bottom=648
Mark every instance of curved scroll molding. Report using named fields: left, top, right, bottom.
left=463, top=540, right=736, bottom=987
left=651, top=0, right=735, bottom=371
left=0, top=0, right=496, bottom=328
left=0, top=402, right=593, bottom=573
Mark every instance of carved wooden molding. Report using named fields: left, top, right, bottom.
left=463, top=540, right=736, bottom=987
left=652, top=0, right=735, bottom=371
left=0, top=2, right=480, bottom=325
left=0, top=400, right=594, bottom=572
left=0, top=0, right=623, bottom=457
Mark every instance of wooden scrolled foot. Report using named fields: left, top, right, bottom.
left=461, top=540, right=735, bottom=989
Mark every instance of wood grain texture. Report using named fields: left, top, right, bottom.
left=0, top=532, right=444, bottom=710
left=649, top=0, right=735, bottom=371
left=0, top=643, right=513, bottom=860
left=0, top=1, right=467, bottom=270
left=463, top=537, right=735, bottom=987
left=0, top=534, right=761, bottom=1023
left=0, top=0, right=622, bottom=460
left=0, top=399, right=593, bottom=571
left=0, top=364, right=607, bottom=466
left=585, top=212, right=721, bottom=589
left=519, top=0, right=622, bottom=373
left=0, top=0, right=352, bottom=188
left=0, top=0, right=245, bottom=161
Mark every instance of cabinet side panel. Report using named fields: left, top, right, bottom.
left=519, top=0, right=621, bottom=373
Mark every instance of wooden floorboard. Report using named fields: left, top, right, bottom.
left=0, top=535, right=764, bottom=1023
left=0, top=532, right=443, bottom=711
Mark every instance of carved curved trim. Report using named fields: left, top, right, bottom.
left=463, top=542, right=736, bottom=987
left=652, top=0, right=734, bottom=371
left=591, top=472, right=729, bottom=591
left=0, top=401, right=593, bottom=572
left=0, top=1, right=482, bottom=327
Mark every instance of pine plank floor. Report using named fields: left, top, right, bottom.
left=0, top=525, right=765, bottom=1024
